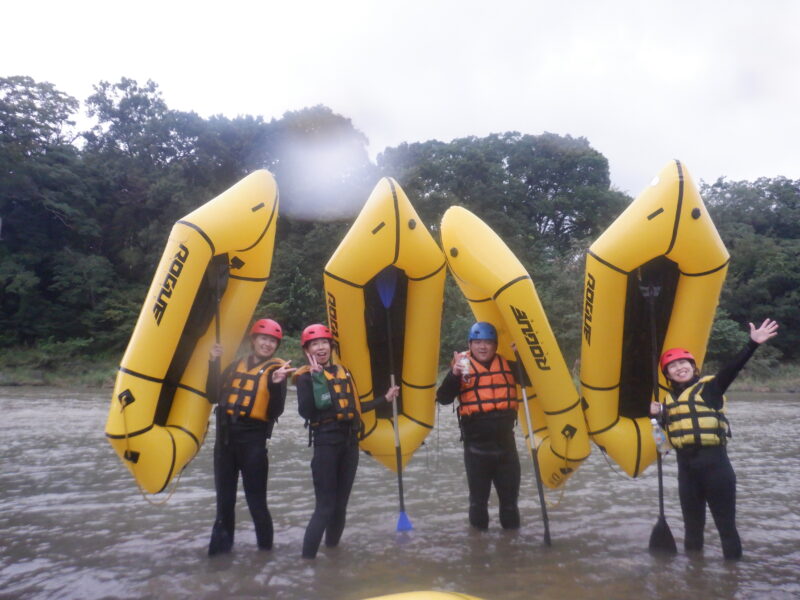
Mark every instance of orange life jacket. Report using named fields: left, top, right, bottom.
left=458, top=353, right=518, bottom=416
left=222, top=357, right=284, bottom=422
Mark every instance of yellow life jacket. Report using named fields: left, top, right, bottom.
left=458, top=353, right=518, bottom=417
left=223, top=357, right=284, bottom=422
left=665, top=375, right=731, bottom=449
left=295, top=364, right=361, bottom=427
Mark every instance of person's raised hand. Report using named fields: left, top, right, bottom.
left=306, top=352, right=323, bottom=373
left=749, top=319, right=779, bottom=344
left=452, top=351, right=468, bottom=377
left=271, top=360, right=297, bottom=383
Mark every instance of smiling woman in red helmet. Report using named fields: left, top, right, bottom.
left=206, top=318, right=296, bottom=556
left=650, top=318, right=779, bottom=560
left=293, top=323, right=398, bottom=559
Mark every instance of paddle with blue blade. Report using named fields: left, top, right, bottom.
left=376, top=266, right=413, bottom=532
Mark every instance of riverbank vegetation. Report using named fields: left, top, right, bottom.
left=2, top=75, right=799, bottom=390
left=2, top=343, right=798, bottom=394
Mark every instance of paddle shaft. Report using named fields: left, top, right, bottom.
left=643, top=283, right=669, bottom=520
left=656, top=451, right=666, bottom=514
left=385, top=307, right=407, bottom=514
left=212, top=260, right=227, bottom=444
left=514, top=351, right=552, bottom=546
left=214, top=285, right=221, bottom=342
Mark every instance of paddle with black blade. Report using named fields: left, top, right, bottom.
left=376, top=266, right=413, bottom=532
left=641, top=280, right=677, bottom=554
left=513, top=348, right=552, bottom=546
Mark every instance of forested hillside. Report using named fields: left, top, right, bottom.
left=2, top=76, right=797, bottom=378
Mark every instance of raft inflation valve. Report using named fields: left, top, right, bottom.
left=408, top=219, right=417, bottom=229
left=691, top=208, right=701, bottom=219
left=450, top=247, right=458, bottom=257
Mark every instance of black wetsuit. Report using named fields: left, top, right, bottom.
left=296, top=366, right=384, bottom=559
left=662, top=339, right=761, bottom=560
left=206, top=355, right=286, bottom=555
left=436, top=357, right=521, bottom=530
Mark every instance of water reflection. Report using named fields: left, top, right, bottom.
left=0, top=388, right=798, bottom=599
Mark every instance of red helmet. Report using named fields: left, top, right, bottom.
left=250, top=318, right=283, bottom=340
left=301, top=323, right=333, bottom=346
left=659, top=347, right=695, bottom=373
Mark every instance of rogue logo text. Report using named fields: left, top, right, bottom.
left=583, top=273, right=595, bottom=344
left=326, top=292, right=339, bottom=338
left=510, top=305, right=551, bottom=371
left=152, top=244, right=189, bottom=325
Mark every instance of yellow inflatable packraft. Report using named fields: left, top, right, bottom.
left=580, top=160, right=729, bottom=476
left=105, top=170, right=279, bottom=493
left=440, top=206, right=591, bottom=489
left=324, top=178, right=446, bottom=471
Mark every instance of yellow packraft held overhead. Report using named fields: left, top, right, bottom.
left=580, top=160, right=729, bottom=477
left=324, top=177, right=446, bottom=472
left=440, top=206, right=591, bottom=489
left=105, top=170, right=279, bottom=494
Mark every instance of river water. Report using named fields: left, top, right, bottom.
left=0, top=387, right=798, bottom=600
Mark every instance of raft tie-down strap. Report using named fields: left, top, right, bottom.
left=117, top=389, right=183, bottom=505
left=118, top=389, right=136, bottom=410
left=123, top=449, right=140, bottom=463
left=118, top=389, right=139, bottom=465
left=531, top=428, right=574, bottom=509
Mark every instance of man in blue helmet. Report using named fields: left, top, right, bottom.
left=436, top=321, right=521, bottom=530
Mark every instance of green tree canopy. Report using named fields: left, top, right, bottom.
left=378, top=132, right=628, bottom=362
left=2, top=74, right=798, bottom=375
left=704, top=177, right=800, bottom=360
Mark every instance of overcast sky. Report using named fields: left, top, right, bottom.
left=5, top=0, right=799, bottom=195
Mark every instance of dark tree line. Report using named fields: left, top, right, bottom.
left=1, top=75, right=798, bottom=373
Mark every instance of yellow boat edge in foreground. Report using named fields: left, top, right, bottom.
left=324, top=177, right=446, bottom=472
left=580, top=159, right=729, bottom=477
left=105, top=170, right=279, bottom=494
left=361, top=592, right=484, bottom=600
left=440, top=205, right=591, bottom=489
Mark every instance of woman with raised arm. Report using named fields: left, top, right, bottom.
left=651, top=318, right=779, bottom=560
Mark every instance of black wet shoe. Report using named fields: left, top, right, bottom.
left=208, top=521, right=234, bottom=556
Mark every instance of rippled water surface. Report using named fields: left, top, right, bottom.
left=1, top=387, right=798, bottom=599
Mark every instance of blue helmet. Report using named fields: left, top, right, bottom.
left=468, top=321, right=497, bottom=342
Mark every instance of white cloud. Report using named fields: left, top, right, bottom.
left=4, top=0, right=799, bottom=196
